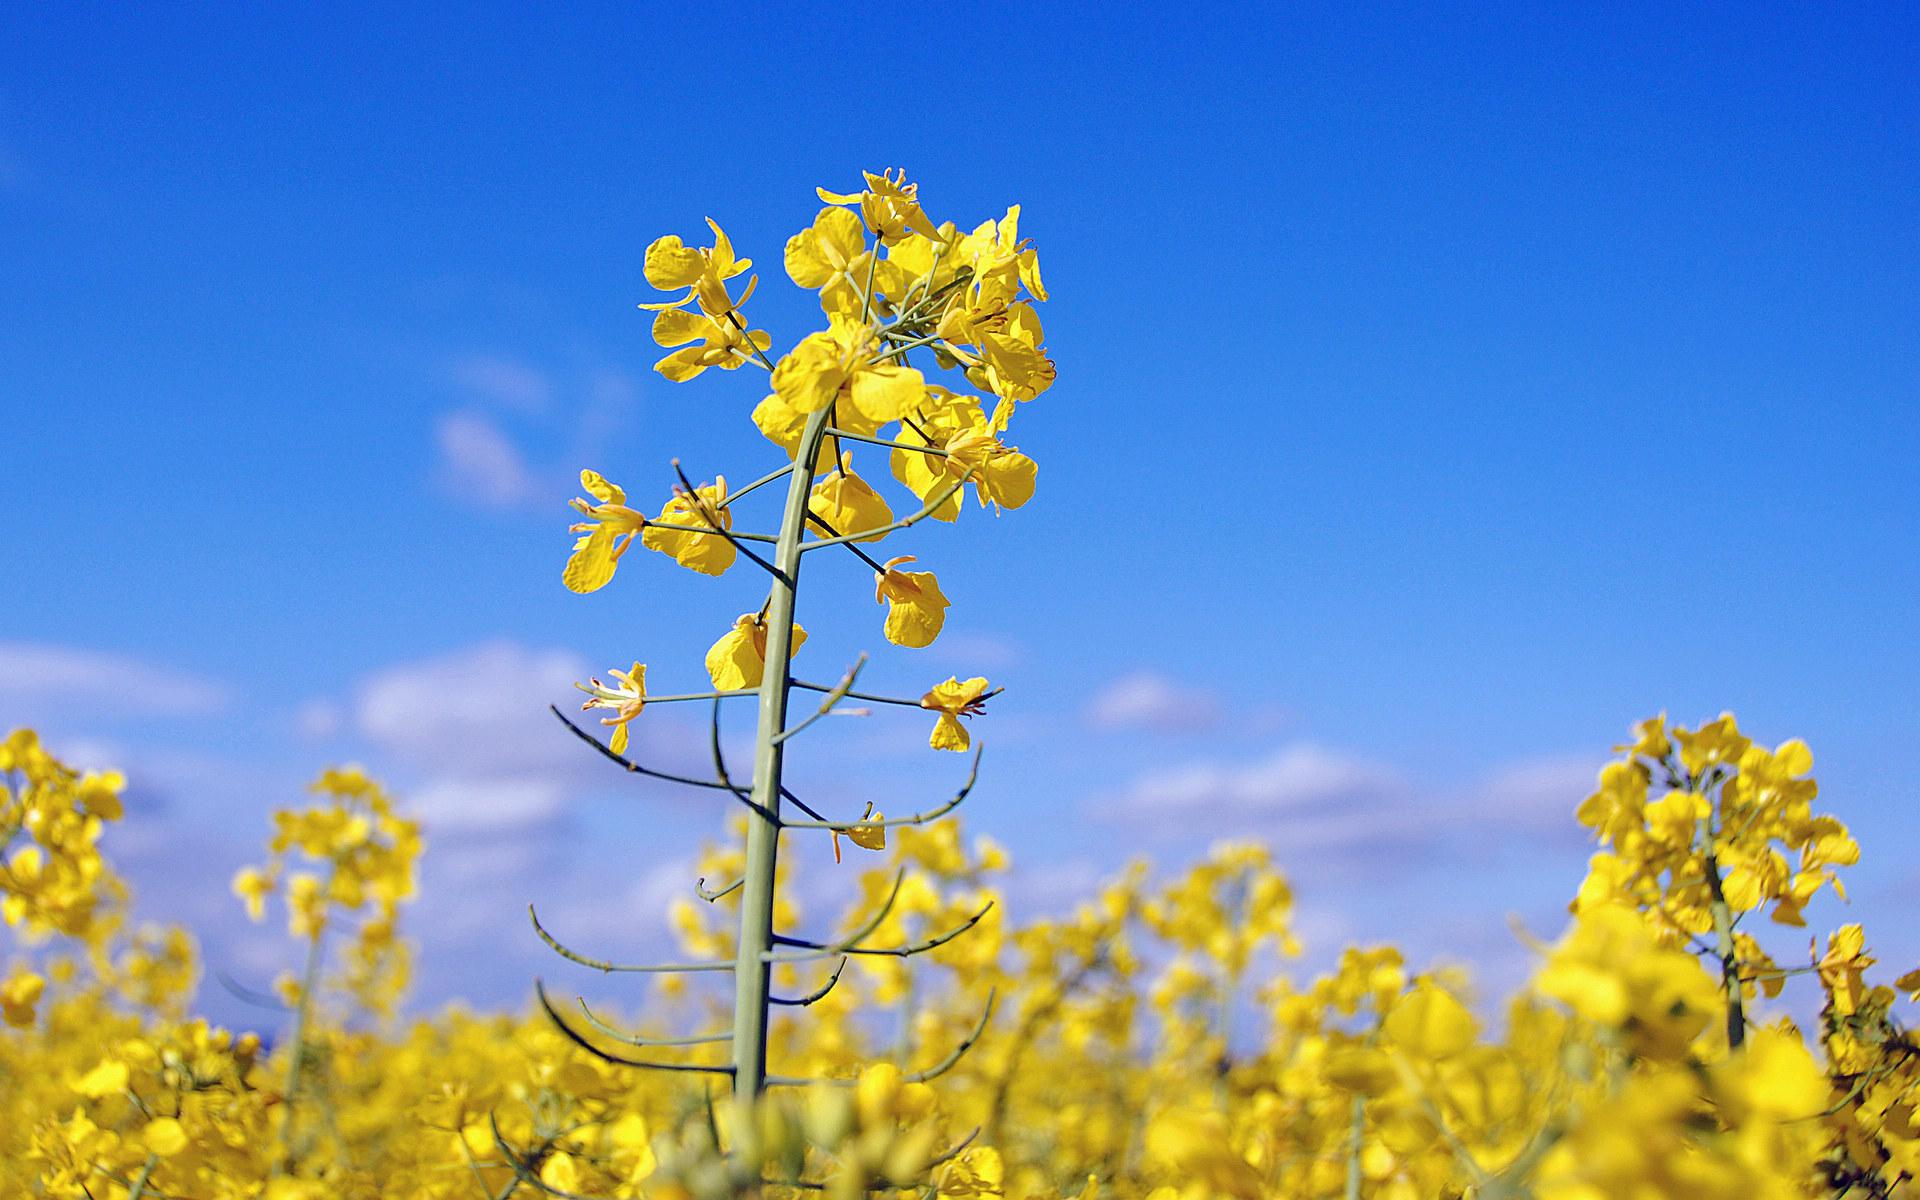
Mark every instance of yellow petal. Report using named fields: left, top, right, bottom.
left=563, top=526, right=619, bottom=594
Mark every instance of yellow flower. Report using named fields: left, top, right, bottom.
left=706, top=612, right=808, bottom=690
left=0, top=968, right=44, bottom=1027
left=817, top=168, right=942, bottom=246
left=640, top=218, right=753, bottom=317
left=808, top=461, right=894, bottom=543
left=142, top=1116, right=189, bottom=1156
left=920, top=676, right=992, bottom=751
left=576, top=662, right=647, bottom=756
left=639, top=476, right=736, bottom=576
left=890, top=390, right=1037, bottom=520
left=769, top=315, right=926, bottom=428
left=831, top=802, right=887, bottom=863
left=649, top=301, right=772, bottom=382
left=875, top=556, right=950, bottom=648
left=564, top=470, right=649, bottom=593
left=231, top=865, right=276, bottom=922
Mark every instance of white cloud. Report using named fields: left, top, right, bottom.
left=1473, top=755, right=1600, bottom=841
left=1106, top=743, right=1404, bottom=820
left=434, top=410, right=540, bottom=510
left=447, top=355, right=554, bottom=411
left=1087, top=671, right=1222, bottom=733
left=409, top=776, right=571, bottom=835
left=0, top=643, right=231, bottom=716
left=295, top=698, right=343, bottom=739
left=355, top=639, right=589, bottom=776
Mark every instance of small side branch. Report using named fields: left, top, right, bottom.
left=768, top=990, right=996, bottom=1086
left=550, top=706, right=737, bottom=793
left=529, top=905, right=732, bottom=973
left=772, top=869, right=905, bottom=952
left=783, top=746, right=982, bottom=832
left=797, top=474, right=971, bottom=552
left=774, top=655, right=869, bottom=745
left=671, top=459, right=788, bottom=582
left=696, top=876, right=744, bottom=902
left=771, top=957, right=848, bottom=1006
left=822, top=427, right=952, bottom=459
left=765, top=902, right=993, bottom=963
left=576, top=998, right=729, bottom=1047
left=715, top=462, right=795, bottom=511
left=534, top=981, right=736, bottom=1075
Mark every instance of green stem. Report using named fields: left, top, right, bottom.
left=730, top=405, right=834, bottom=1097
left=276, top=918, right=328, bottom=1176
left=1704, top=849, right=1747, bottom=1050
left=1344, top=1095, right=1365, bottom=1200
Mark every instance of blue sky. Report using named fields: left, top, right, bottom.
left=3, top=5, right=1916, bottom=1023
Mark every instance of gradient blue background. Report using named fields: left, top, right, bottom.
left=3, top=4, right=1915, bottom=1022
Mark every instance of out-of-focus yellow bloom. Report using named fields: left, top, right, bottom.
left=231, top=865, right=276, bottom=922
left=706, top=612, right=808, bottom=690
left=875, top=555, right=950, bottom=648
left=1, top=968, right=44, bottom=1027
left=920, top=677, right=991, bottom=751
left=576, top=661, right=647, bottom=756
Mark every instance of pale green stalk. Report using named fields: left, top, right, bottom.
left=730, top=405, right=834, bottom=1097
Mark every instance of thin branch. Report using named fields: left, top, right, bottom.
left=529, top=905, right=732, bottom=973
left=804, top=508, right=889, bottom=573
left=643, top=521, right=777, bottom=544
left=696, top=876, right=744, bottom=902
left=783, top=746, right=982, bottom=832
left=575, top=998, right=729, bottom=1047
left=789, top=680, right=926, bottom=708
left=768, top=989, right=996, bottom=1086
left=629, top=689, right=756, bottom=705
left=771, top=957, right=848, bottom=1006
left=797, top=473, right=971, bottom=552
left=213, top=968, right=292, bottom=1012
left=822, top=427, right=951, bottom=458
left=765, top=902, right=993, bottom=962
left=715, top=462, right=794, bottom=511
left=670, top=459, right=787, bottom=582
left=772, top=869, right=905, bottom=951
left=533, top=981, right=736, bottom=1074
left=774, top=655, right=869, bottom=745
left=551, top=705, right=737, bottom=792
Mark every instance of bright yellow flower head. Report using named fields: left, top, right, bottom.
left=875, top=556, right=950, bottom=648
left=920, top=676, right=992, bottom=751
left=639, top=476, right=736, bottom=576
left=564, top=470, right=649, bottom=593
left=769, top=316, right=926, bottom=428
left=706, top=612, right=808, bottom=690
left=575, top=661, right=648, bottom=756
left=808, top=459, right=894, bottom=543
left=817, top=168, right=941, bottom=247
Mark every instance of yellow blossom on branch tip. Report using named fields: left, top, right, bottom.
left=563, top=469, right=648, bottom=593
left=706, top=612, right=807, bottom=690
left=576, top=662, right=647, bottom=756
left=639, top=476, right=735, bottom=576
left=817, top=168, right=942, bottom=246
left=875, top=556, right=950, bottom=648
left=920, top=676, right=992, bottom=751
left=808, top=460, right=893, bottom=543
